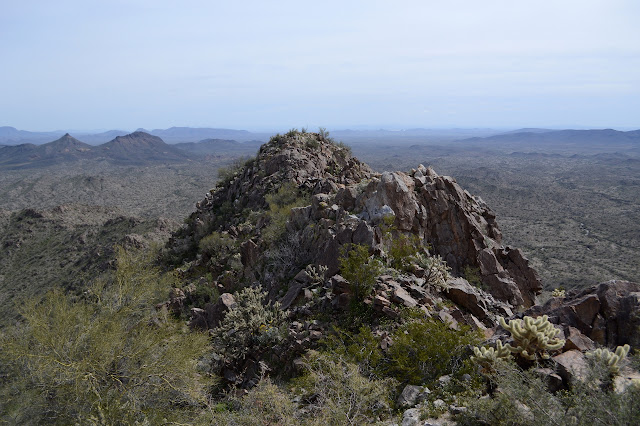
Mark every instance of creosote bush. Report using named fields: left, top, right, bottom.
left=324, top=313, right=482, bottom=388
left=199, top=230, right=240, bottom=273
left=386, top=316, right=482, bottom=385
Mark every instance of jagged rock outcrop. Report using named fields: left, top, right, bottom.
left=525, top=280, right=640, bottom=348
left=168, top=131, right=541, bottom=310
left=354, top=167, right=541, bottom=307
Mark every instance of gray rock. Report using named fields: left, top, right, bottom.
left=401, top=408, right=421, bottom=426
left=446, top=277, right=489, bottom=320
left=553, top=350, right=589, bottom=383
left=398, top=384, right=423, bottom=407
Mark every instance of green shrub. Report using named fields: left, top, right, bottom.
left=388, top=232, right=422, bottom=271
left=0, top=247, right=213, bottom=424
left=386, top=318, right=482, bottom=385
left=199, top=231, right=237, bottom=262
left=339, top=243, right=383, bottom=300
left=323, top=326, right=384, bottom=379
left=463, top=265, right=482, bottom=287
left=262, top=182, right=310, bottom=245
left=286, top=128, right=300, bottom=138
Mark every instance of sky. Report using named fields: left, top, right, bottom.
left=1, top=0, right=639, bottom=131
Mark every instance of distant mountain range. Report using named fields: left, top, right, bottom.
left=461, top=128, right=640, bottom=146
left=0, top=126, right=272, bottom=145
left=0, top=131, right=259, bottom=169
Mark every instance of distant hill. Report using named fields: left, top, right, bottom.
left=0, top=143, right=39, bottom=167
left=0, top=126, right=272, bottom=145
left=0, top=204, right=176, bottom=326
left=0, top=131, right=192, bottom=169
left=147, top=126, right=257, bottom=143
left=462, top=128, right=640, bottom=145
left=498, top=128, right=557, bottom=135
left=459, top=128, right=640, bottom=155
left=95, top=131, right=191, bottom=164
left=173, top=138, right=241, bottom=153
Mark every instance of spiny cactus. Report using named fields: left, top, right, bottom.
left=471, top=340, right=513, bottom=370
left=305, top=264, right=328, bottom=284
left=499, top=315, right=565, bottom=360
left=585, top=344, right=631, bottom=375
left=551, top=288, right=566, bottom=298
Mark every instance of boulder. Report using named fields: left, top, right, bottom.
left=280, top=282, right=304, bottom=310
left=553, top=350, right=589, bottom=383
left=205, top=292, right=236, bottom=329
left=397, top=384, right=423, bottom=407
left=563, top=326, right=596, bottom=352
left=401, top=408, right=421, bottom=426
left=445, top=277, right=489, bottom=321
left=392, top=286, right=418, bottom=308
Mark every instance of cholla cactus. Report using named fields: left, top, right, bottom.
left=305, top=264, right=328, bottom=284
left=499, top=315, right=565, bottom=360
left=416, top=253, right=451, bottom=290
left=551, top=288, right=566, bottom=298
left=471, top=340, right=513, bottom=370
left=585, top=344, right=631, bottom=375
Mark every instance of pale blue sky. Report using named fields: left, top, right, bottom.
left=1, top=0, right=639, bottom=131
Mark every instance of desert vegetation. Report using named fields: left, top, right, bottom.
left=1, top=129, right=639, bottom=425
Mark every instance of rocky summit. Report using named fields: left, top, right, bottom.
left=169, top=130, right=540, bottom=307
left=164, top=129, right=639, bottom=396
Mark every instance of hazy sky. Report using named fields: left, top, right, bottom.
left=1, top=0, right=639, bottom=131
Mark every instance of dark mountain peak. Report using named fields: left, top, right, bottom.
left=109, top=131, right=165, bottom=146
left=98, top=132, right=189, bottom=164
left=44, top=134, right=91, bottom=151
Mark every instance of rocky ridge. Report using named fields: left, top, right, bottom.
left=165, top=130, right=639, bottom=392
left=169, top=130, right=540, bottom=310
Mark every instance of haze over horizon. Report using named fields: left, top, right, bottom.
left=2, top=1, right=639, bottom=131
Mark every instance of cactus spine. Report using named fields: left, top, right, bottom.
left=498, top=315, right=565, bottom=360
